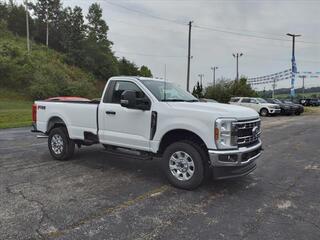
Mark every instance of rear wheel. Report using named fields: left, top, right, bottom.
left=162, top=141, right=206, bottom=190
left=48, top=127, right=75, bottom=161
left=260, top=108, right=269, bottom=117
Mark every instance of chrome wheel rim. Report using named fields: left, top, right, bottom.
left=169, top=151, right=195, bottom=181
left=51, top=134, right=64, bottom=155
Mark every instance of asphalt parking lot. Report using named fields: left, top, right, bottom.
left=1, top=114, right=320, bottom=240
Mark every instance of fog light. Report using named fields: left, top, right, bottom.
left=219, top=154, right=238, bottom=162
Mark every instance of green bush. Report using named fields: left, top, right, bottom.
left=0, top=31, right=98, bottom=100
left=205, top=77, right=257, bottom=103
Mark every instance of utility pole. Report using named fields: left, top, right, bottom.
left=287, top=33, right=301, bottom=99
left=272, top=78, right=277, bottom=99
left=198, top=74, right=204, bottom=86
left=299, top=75, right=306, bottom=97
left=211, top=66, right=218, bottom=87
left=46, top=15, right=49, bottom=47
left=25, top=0, right=30, bottom=53
left=186, top=21, right=193, bottom=92
left=233, top=53, right=243, bottom=81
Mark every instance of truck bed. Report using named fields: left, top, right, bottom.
left=35, top=101, right=99, bottom=140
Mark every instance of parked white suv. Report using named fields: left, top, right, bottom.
left=229, top=97, right=280, bottom=116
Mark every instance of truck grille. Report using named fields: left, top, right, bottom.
left=233, top=119, right=261, bottom=147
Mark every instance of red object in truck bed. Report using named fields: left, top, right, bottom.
left=45, top=96, right=90, bottom=102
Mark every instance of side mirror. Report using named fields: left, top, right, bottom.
left=120, top=90, right=136, bottom=109
left=120, top=90, right=151, bottom=111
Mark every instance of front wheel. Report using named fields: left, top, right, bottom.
left=48, top=127, right=75, bottom=161
left=162, top=141, right=206, bottom=190
left=260, top=108, right=269, bottom=117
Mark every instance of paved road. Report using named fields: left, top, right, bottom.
left=1, top=115, right=320, bottom=240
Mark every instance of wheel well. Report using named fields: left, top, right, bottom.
left=158, top=129, right=207, bottom=155
left=47, top=116, right=66, bottom=134
left=260, top=107, right=268, bottom=113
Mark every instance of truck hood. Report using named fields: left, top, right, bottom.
left=260, top=103, right=279, bottom=108
left=167, top=102, right=259, bottom=120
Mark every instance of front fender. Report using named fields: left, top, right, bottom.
left=152, top=116, right=216, bottom=152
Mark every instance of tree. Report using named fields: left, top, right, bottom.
left=31, top=0, right=62, bottom=47
left=6, top=1, right=30, bottom=37
left=192, top=81, right=203, bottom=98
left=86, top=3, right=111, bottom=46
left=59, top=6, right=86, bottom=58
left=0, top=0, right=154, bottom=87
left=0, top=2, right=8, bottom=22
left=118, top=57, right=140, bottom=76
left=139, top=65, right=152, bottom=77
left=204, top=77, right=257, bottom=103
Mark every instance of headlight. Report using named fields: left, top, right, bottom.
left=215, top=118, right=238, bottom=149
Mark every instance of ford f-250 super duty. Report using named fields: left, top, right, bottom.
left=32, top=77, right=262, bottom=190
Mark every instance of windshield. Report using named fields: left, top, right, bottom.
left=257, top=98, right=268, bottom=103
left=140, top=80, right=198, bottom=102
left=273, top=99, right=282, bottom=104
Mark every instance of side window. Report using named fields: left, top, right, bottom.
left=230, top=97, right=239, bottom=103
left=111, top=81, right=145, bottom=104
left=250, top=99, right=257, bottom=104
left=241, top=98, right=250, bottom=103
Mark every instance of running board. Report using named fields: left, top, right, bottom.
left=37, top=135, right=48, bottom=138
left=103, top=146, right=153, bottom=161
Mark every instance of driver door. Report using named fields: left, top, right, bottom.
left=99, top=80, right=152, bottom=151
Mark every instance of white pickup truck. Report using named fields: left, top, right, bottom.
left=32, top=77, right=262, bottom=189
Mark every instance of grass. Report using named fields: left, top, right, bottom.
left=304, top=106, right=320, bottom=115
left=0, top=89, right=33, bottom=129
left=275, top=92, right=320, bottom=99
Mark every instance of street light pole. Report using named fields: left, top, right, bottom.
left=233, top=53, right=243, bottom=81
left=287, top=33, right=301, bottom=98
left=211, top=66, right=218, bottom=87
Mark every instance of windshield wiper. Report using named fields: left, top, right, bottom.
left=186, top=99, right=199, bottom=102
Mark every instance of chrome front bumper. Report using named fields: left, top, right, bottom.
left=208, top=140, right=262, bottom=167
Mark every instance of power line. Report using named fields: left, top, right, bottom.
left=115, top=50, right=186, bottom=58
left=193, top=25, right=320, bottom=45
left=104, top=1, right=187, bottom=26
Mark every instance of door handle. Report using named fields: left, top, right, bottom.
left=106, top=111, right=116, bottom=115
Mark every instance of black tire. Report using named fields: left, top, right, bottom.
left=260, top=108, right=269, bottom=117
left=295, top=111, right=301, bottom=116
left=48, top=127, right=75, bottom=161
left=162, top=141, right=207, bottom=190
left=102, top=144, right=108, bottom=149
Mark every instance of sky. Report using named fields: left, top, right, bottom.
left=23, top=0, right=320, bottom=91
